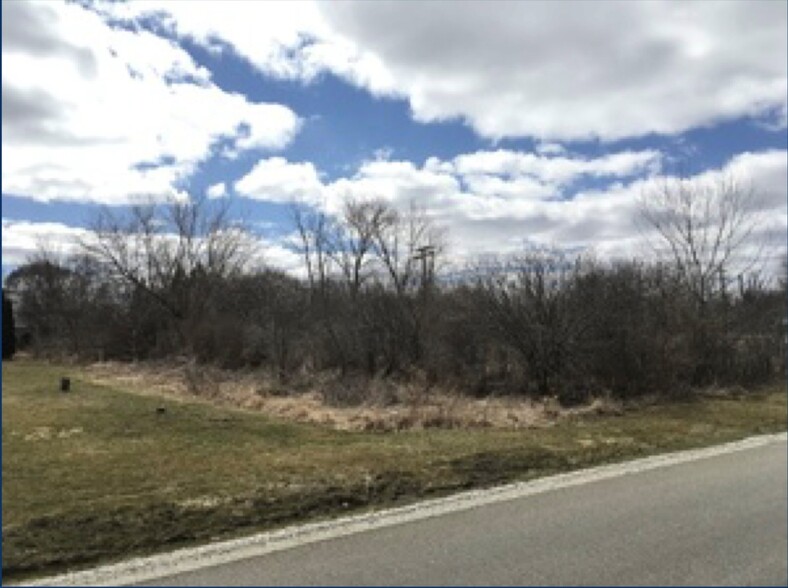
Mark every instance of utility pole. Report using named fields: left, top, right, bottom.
left=413, top=245, right=436, bottom=292
left=411, top=244, right=437, bottom=366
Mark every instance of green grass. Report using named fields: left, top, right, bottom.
left=2, top=360, right=786, bottom=580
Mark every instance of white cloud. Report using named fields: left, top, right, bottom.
left=255, top=235, right=306, bottom=276
left=318, top=1, right=787, bottom=141
left=2, top=1, right=300, bottom=205
left=114, top=1, right=787, bottom=142
left=459, top=174, right=554, bottom=204
left=235, top=158, right=325, bottom=205
left=715, top=149, right=788, bottom=212
left=1, top=219, right=89, bottom=266
left=326, top=159, right=460, bottom=214
left=234, top=148, right=662, bottom=223
left=96, top=0, right=329, bottom=81
left=232, top=148, right=786, bottom=273
left=206, top=182, right=227, bottom=199
left=452, top=149, right=662, bottom=185
left=564, top=150, right=788, bottom=267
left=101, top=0, right=401, bottom=97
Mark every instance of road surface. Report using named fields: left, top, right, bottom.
left=133, top=438, right=787, bottom=586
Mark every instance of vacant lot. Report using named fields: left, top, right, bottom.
left=2, top=360, right=786, bottom=580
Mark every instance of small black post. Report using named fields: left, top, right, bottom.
left=60, top=377, right=71, bottom=393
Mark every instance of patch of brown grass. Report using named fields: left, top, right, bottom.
left=81, top=361, right=622, bottom=431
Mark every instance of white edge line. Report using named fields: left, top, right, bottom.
left=9, top=432, right=787, bottom=587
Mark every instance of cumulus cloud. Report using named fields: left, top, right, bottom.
left=716, top=150, right=788, bottom=212
left=326, top=160, right=461, bottom=215
left=1, top=1, right=300, bottom=205
left=235, top=158, right=325, bottom=205
left=1, top=219, right=89, bottom=266
left=233, top=148, right=786, bottom=270
left=319, top=1, right=787, bottom=141
left=206, top=183, right=227, bottom=199
left=553, top=150, right=788, bottom=266
left=96, top=0, right=328, bottom=80
left=113, top=1, right=787, bottom=142
left=452, top=149, right=662, bottom=185
left=236, top=148, right=662, bottom=216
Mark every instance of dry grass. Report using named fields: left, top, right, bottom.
left=81, top=361, right=621, bottom=431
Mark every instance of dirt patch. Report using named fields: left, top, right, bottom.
left=1, top=471, right=434, bottom=578
left=448, top=448, right=570, bottom=487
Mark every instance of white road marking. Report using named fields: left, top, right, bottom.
left=11, top=432, right=787, bottom=587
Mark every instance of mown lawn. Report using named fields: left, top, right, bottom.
left=2, top=359, right=786, bottom=580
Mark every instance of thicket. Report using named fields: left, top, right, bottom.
left=5, top=182, right=785, bottom=405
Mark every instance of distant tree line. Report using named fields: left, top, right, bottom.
left=4, top=179, right=785, bottom=405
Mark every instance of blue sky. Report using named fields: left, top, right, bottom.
left=2, top=0, right=787, bottom=275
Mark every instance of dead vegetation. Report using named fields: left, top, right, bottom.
left=81, top=361, right=622, bottom=432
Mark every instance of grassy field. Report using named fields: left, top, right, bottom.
left=2, top=360, right=786, bottom=580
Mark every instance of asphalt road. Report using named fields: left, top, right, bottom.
left=138, top=439, right=787, bottom=586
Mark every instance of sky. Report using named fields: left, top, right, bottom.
left=2, top=0, right=787, bottom=278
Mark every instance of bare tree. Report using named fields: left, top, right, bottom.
left=639, top=174, right=770, bottom=385
left=290, top=202, right=357, bottom=373
left=80, top=196, right=256, bottom=352
left=330, top=199, right=390, bottom=297
left=371, top=201, right=445, bottom=296
left=639, top=174, right=763, bottom=309
left=291, top=203, right=332, bottom=297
